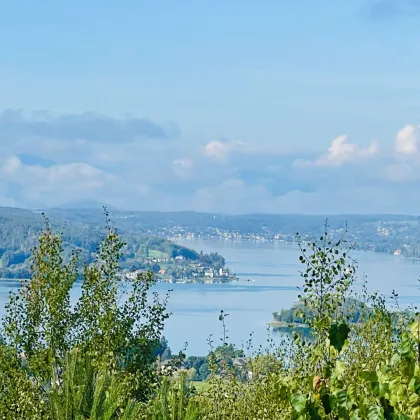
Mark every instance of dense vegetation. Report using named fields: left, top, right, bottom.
left=2, top=217, right=420, bottom=418
left=0, top=207, right=224, bottom=279
left=271, top=298, right=408, bottom=327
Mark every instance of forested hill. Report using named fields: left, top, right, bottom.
left=2, top=206, right=420, bottom=278
left=46, top=208, right=420, bottom=257
left=0, top=207, right=206, bottom=279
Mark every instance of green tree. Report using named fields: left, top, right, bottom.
left=1, top=212, right=175, bottom=416
left=198, top=362, right=210, bottom=381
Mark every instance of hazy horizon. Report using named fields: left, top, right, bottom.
left=3, top=204, right=419, bottom=218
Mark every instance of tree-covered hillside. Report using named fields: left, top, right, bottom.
left=0, top=207, right=217, bottom=278
left=45, top=208, right=420, bottom=258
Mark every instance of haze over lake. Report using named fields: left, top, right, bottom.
left=0, top=239, right=419, bottom=356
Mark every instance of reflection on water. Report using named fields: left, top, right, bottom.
left=271, top=326, right=312, bottom=341
left=0, top=240, right=419, bottom=356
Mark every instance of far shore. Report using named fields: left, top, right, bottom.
left=268, top=320, right=309, bottom=329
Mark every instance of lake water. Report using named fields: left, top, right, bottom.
left=0, top=240, right=419, bottom=356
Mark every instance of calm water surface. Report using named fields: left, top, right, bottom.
left=0, top=240, right=419, bottom=356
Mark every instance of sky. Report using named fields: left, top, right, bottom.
left=1, top=0, right=420, bottom=214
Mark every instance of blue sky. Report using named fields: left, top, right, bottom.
left=0, top=0, right=420, bottom=213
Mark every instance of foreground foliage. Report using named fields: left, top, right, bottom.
left=1, top=218, right=420, bottom=419
left=0, top=214, right=179, bottom=418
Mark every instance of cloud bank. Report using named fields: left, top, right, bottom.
left=0, top=109, right=420, bottom=214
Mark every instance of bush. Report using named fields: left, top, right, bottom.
left=0, top=213, right=179, bottom=418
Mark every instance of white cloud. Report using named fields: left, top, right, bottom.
left=395, top=124, right=419, bottom=155
left=0, top=155, right=128, bottom=207
left=2, top=156, right=21, bottom=174
left=173, top=157, right=194, bottom=169
left=204, top=141, right=231, bottom=161
left=315, top=135, right=379, bottom=166
left=1, top=156, right=104, bottom=185
left=203, top=140, right=248, bottom=162
left=382, top=124, right=420, bottom=182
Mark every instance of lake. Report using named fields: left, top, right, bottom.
left=0, top=240, right=419, bottom=356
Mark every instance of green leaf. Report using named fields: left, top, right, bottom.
left=321, top=393, right=332, bottom=414
left=335, top=360, right=346, bottom=376
left=378, top=382, right=389, bottom=398
left=409, top=320, right=420, bottom=343
left=278, top=384, right=288, bottom=400
left=290, top=393, right=307, bottom=414
left=329, top=322, right=350, bottom=353
left=314, top=316, right=330, bottom=331
left=323, top=363, right=333, bottom=379
left=409, top=376, right=420, bottom=394
left=400, top=332, right=415, bottom=357
left=366, top=405, right=384, bottom=420
left=359, top=371, right=378, bottom=383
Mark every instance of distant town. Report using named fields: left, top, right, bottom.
left=122, top=254, right=237, bottom=284
left=156, top=219, right=420, bottom=260
left=45, top=209, right=420, bottom=260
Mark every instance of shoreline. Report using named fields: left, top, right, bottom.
left=268, top=320, right=309, bottom=329
left=174, top=237, right=420, bottom=261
